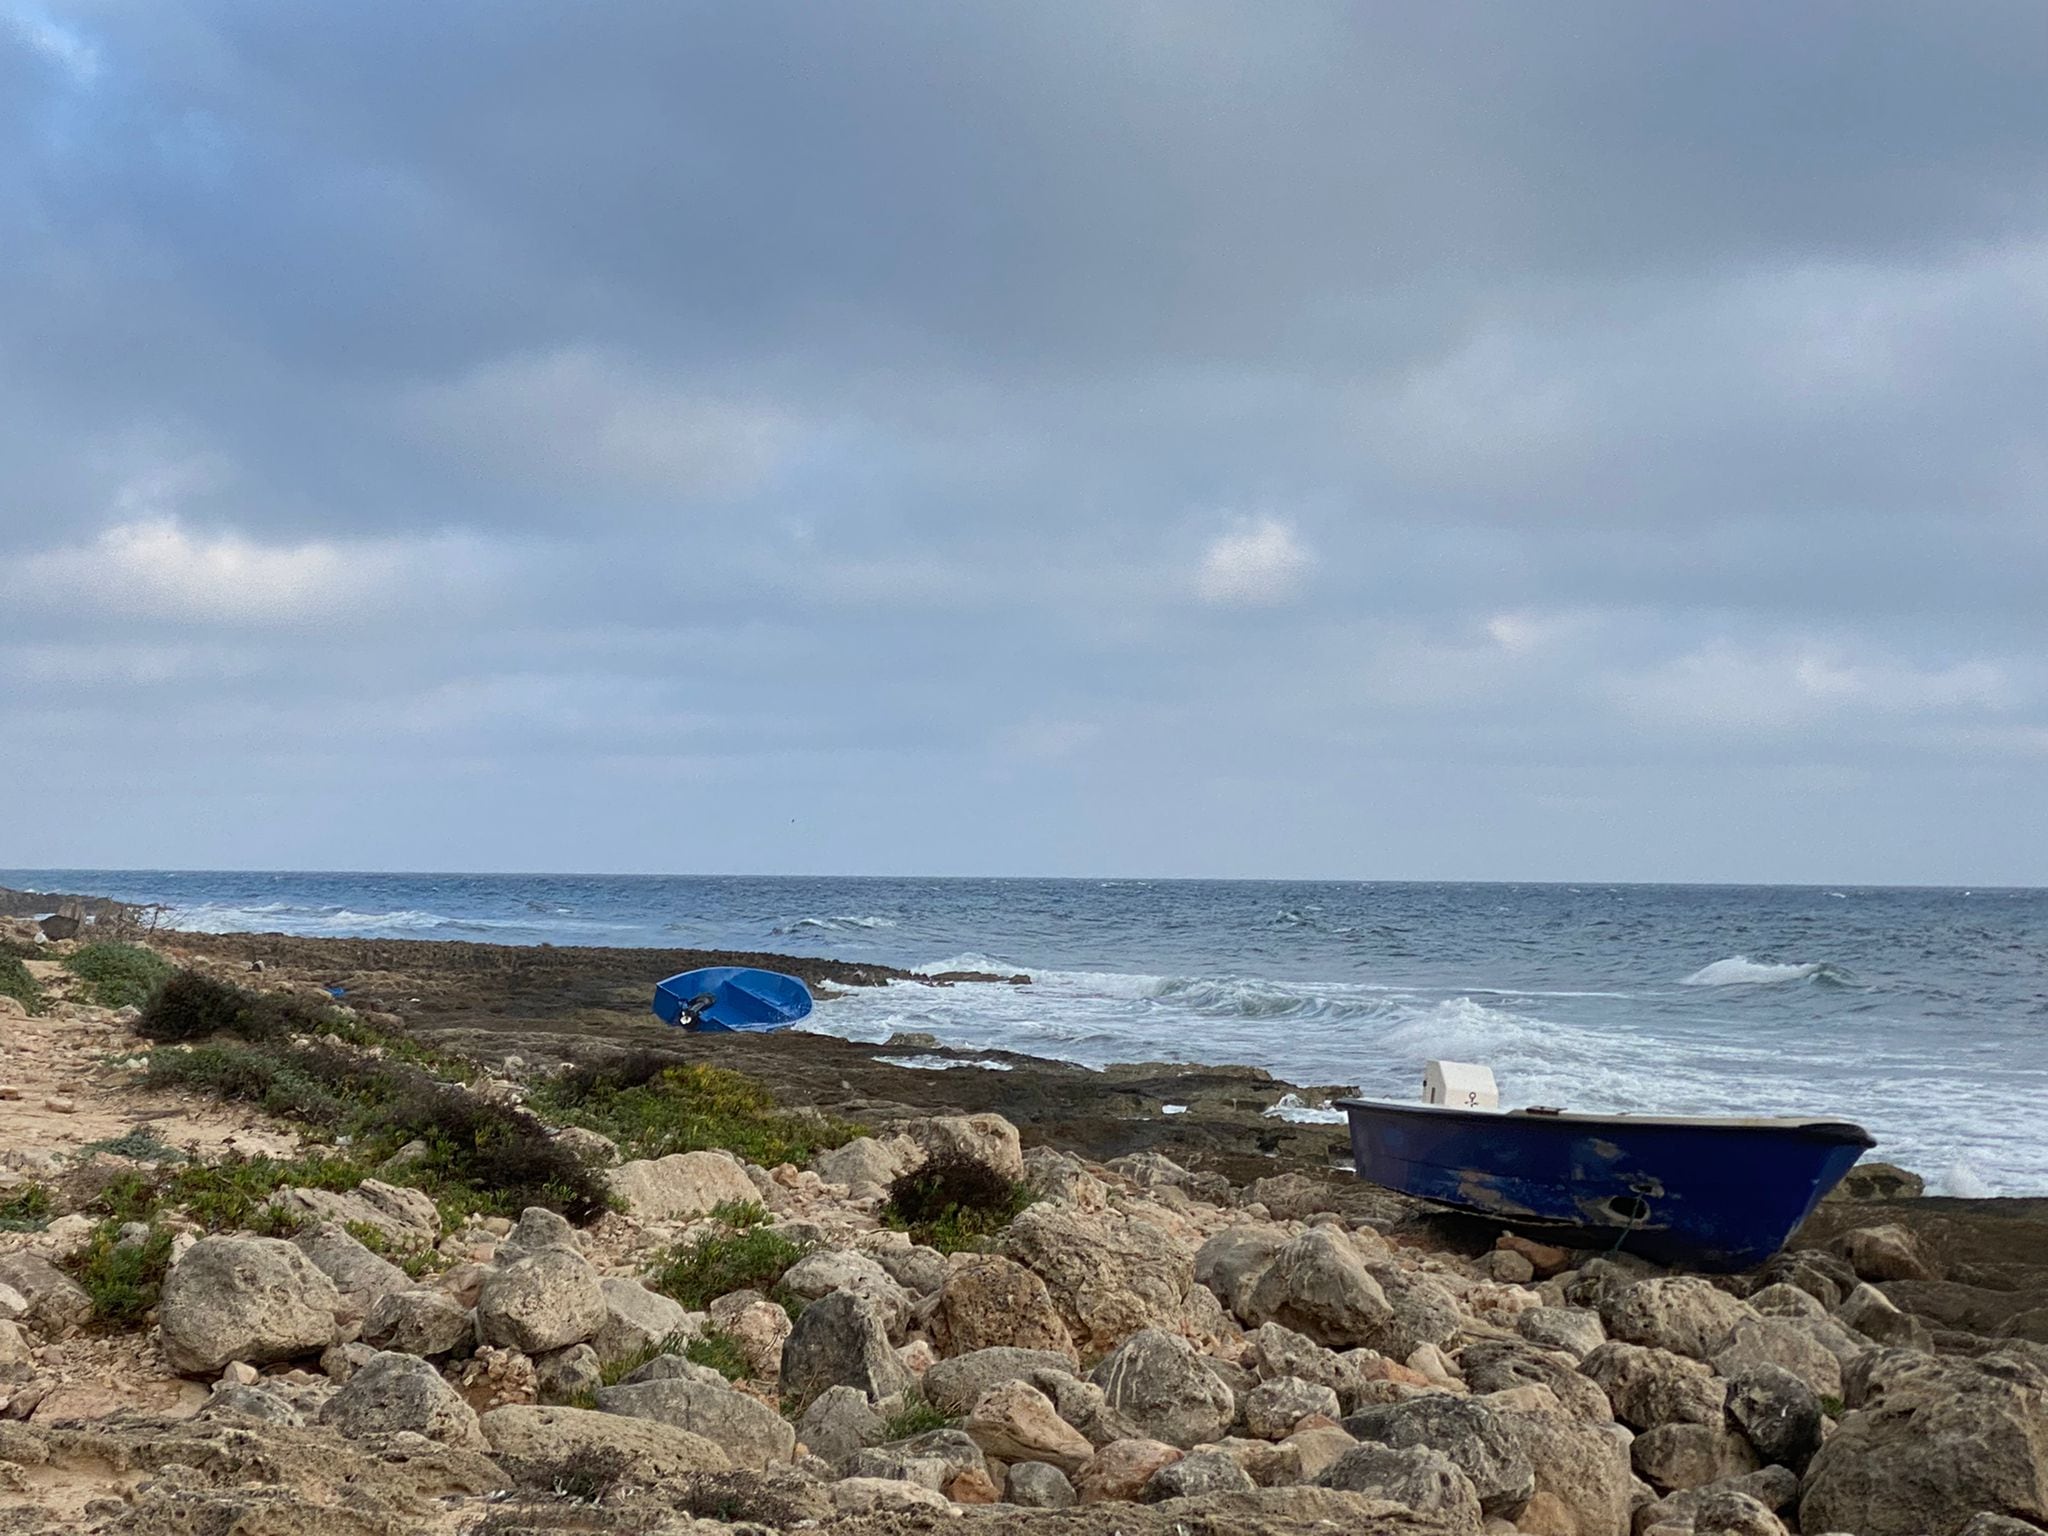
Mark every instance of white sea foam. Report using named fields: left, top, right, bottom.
left=1680, top=955, right=1829, bottom=986
left=771, top=914, right=898, bottom=935
left=875, top=1054, right=1012, bottom=1072
left=1939, top=1159, right=1994, bottom=1198
left=1263, top=1092, right=1350, bottom=1124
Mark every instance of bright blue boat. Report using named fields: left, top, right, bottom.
left=1337, top=1098, right=1874, bottom=1270
left=652, top=967, right=814, bottom=1033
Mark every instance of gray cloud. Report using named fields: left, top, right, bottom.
left=3, top=0, right=2045, bottom=879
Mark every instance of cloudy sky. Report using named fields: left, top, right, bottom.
left=4, top=2, right=2046, bottom=882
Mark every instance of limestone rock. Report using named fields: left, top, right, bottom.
left=1088, top=1327, right=1235, bottom=1449
left=480, top=1403, right=731, bottom=1483
left=361, top=1287, right=473, bottom=1357
left=1835, top=1281, right=1933, bottom=1351
left=1461, top=1340, right=1614, bottom=1425
left=0, top=1320, right=32, bottom=1383
left=715, top=1295, right=793, bottom=1380
left=1145, top=1445, right=1256, bottom=1500
left=796, top=1384, right=885, bottom=1464
left=1631, top=1420, right=1759, bottom=1493
left=1499, top=1404, right=1636, bottom=1536
left=550, top=1125, right=619, bottom=1167
left=814, top=1135, right=916, bottom=1190
left=158, top=1236, right=342, bottom=1376
left=607, top=1150, right=759, bottom=1220
left=291, top=1221, right=411, bottom=1323
left=1723, top=1362, right=1822, bottom=1470
left=781, top=1289, right=915, bottom=1402
left=930, top=1255, right=1077, bottom=1362
left=1316, top=1442, right=1484, bottom=1524
left=493, top=1206, right=581, bottom=1264
left=871, top=1241, right=947, bottom=1296
left=1515, top=1305, right=1605, bottom=1359
left=1001, top=1202, right=1198, bottom=1356
left=908, top=1113, right=1025, bottom=1180
left=1711, top=1316, right=1844, bottom=1400
left=1368, top=1266, right=1465, bottom=1359
left=1800, top=1351, right=2048, bottom=1536
left=534, top=1342, right=602, bottom=1405
left=1075, top=1437, right=1185, bottom=1502
left=319, top=1350, right=486, bottom=1448
left=1194, top=1224, right=1291, bottom=1317
left=1344, top=1393, right=1535, bottom=1519
left=1829, top=1223, right=1933, bottom=1283
left=592, top=1276, right=692, bottom=1366
left=1747, top=1282, right=1828, bottom=1320
left=594, top=1375, right=797, bottom=1468
left=922, top=1346, right=1077, bottom=1415
left=477, top=1248, right=606, bottom=1354
left=198, top=1383, right=304, bottom=1426
left=830, top=1475, right=954, bottom=1515
left=1601, top=1279, right=1753, bottom=1361
left=273, top=1180, right=438, bottom=1244
left=781, top=1248, right=911, bottom=1326
left=1637, top=1466, right=1801, bottom=1533
left=964, top=1379, right=1096, bottom=1474
left=1006, top=1458, right=1078, bottom=1508
left=0, top=1254, right=91, bottom=1336
left=1240, top=1228, right=1395, bottom=1350
left=1243, top=1374, right=1341, bottom=1439
left=1580, top=1341, right=1723, bottom=1430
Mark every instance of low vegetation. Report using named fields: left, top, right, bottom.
left=684, top=1330, right=751, bottom=1381
left=0, top=955, right=40, bottom=1016
left=62, top=942, right=174, bottom=1009
left=646, top=1221, right=809, bottom=1309
left=528, top=1053, right=863, bottom=1167
left=66, top=1220, right=175, bottom=1327
left=136, top=974, right=609, bottom=1223
left=0, top=1183, right=55, bottom=1231
left=880, top=1148, right=1035, bottom=1253
left=91, top=1150, right=364, bottom=1231
left=881, top=1392, right=952, bottom=1439
left=344, top=1219, right=442, bottom=1277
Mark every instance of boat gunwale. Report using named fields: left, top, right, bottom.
left=1335, top=1097, right=1875, bottom=1145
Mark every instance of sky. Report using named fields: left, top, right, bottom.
left=3, top=1, right=2046, bottom=883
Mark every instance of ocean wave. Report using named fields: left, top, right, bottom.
left=771, top=914, right=898, bottom=936
left=1263, top=1092, right=1350, bottom=1124
left=1679, top=956, right=1854, bottom=987
left=874, top=1054, right=1013, bottom=1072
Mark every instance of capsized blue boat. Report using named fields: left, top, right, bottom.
left=1338, top=1098, right=1874, bottom=1271
left=652, top=967, right=814, bottom=1033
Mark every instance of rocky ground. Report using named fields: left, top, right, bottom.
left=0, top=916, right=2045, bottom=1536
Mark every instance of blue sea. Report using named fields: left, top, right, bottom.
left=8, top=870, right=2045, bottom=1195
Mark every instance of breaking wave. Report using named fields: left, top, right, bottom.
left=1679, top=956, right=1853, bottom=987
left=771, top=915, right=898, bottom=936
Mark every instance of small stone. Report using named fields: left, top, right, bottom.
left=219, top=1362, right=259, bottom=1387
left=1005, top=1459, right=1077, bottom=1508
left=1483, top=1249, right=1536, bottom=1285
left=1074, top=1438, right=1184, bottom=1503
left=42, top=1098, right=75, bottom=1115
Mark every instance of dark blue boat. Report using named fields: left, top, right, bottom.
left=652, top=967, right=814, bottom=1033
left=1338, top=1098, right=1874, bottom=1270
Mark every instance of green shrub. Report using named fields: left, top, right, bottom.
left=0, top=956, right=40, bottom=1016
left=881, top=1392, right=951, bottom=1439
left=0, top=1183, right=55, bottom=1231
left=66, top=1220, right=174, bottom=1327
left=880, top=1149, right=1034, bottom=1253
left=647, top=1225, right=809, bottom=1309
left=684, top=1330, right=751, bottom=1381
left=528, top=1055, right=862, bottom=1167
left=89, top=1150, right=366, bottom=1230
left=62, top=943, right=173, bottom=1009
left=343, top=1220, right=441, bottom=1278
left=144, top=1019, right=608, bottom=1223
left=707, top=1199, right=769, bottom=1229
left=138, top=969, right=337, bottom=1044
left=82, top=1127, right=186, bottom=1163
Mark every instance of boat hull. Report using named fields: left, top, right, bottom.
left=1338, top=1099, right=1873, bottom=1270
left=652, top=966, right=814, bottom=1033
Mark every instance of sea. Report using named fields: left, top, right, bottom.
left=7, top=870, right=2045, bottom=1196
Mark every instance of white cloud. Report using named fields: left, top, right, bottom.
left=408, top=348, right=795, bottom=501
left=5, top=515, right=490, bottom=626
left=1195, top=516, right=1312, bottom=605
left=4, top=4, right=100, bottom=82
left=1609, top=640, right=2017, bottom=733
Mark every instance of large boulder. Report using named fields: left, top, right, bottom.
left=1316, top=1442, right=1484, bottom=1524
left=291, top=1221, right=410, bottom=1324
left=1001, top=1202, right=1198, bottom=1356
left=607, top=1151, right=759, bottom=1220
left=1580, top=1341, right=1723, bottom=1430
left=1460, top=1340, right=1614, bottom=1425
left=157, top=1236, right=341, bottom=1376
left=1836, top=1281, right=1934, bottom=1351
left=0, top=1254, right=92, bottom=1335
left=1723, top=1362, right=1823, bottom=1471
left=595, top=1376, right=796, bottom=1468
left=921, top=1346, right=1078, bottom=1416
left=1800, top=1352, right=2048, bottom=1536
left=1144, top=1446, right=1256, bottom=1500
left=1500, top=1405, right=1636, bottom=1536
left=1601, top=1279, right=1753, bottom=1361
left=963, top=1378, right=1096, bottom=1474
left=779, top=1289, right=914, bottom=1402
left=1711, top=1316, right=1845, bottom=1400
left=907, top=1113, right=1024, bottom=1181
left=812, top=1134, right=916, bottom=1191
left=1074, top=1437, right=1185, bottom=1503
left=1088, top=1328, right=1235, bottom=1449
left=273, top=1180, right=439, bottom=1245
left=1194, top=1225, right=1291, bottom=1318
left=1517, top=1306, right=1607, bottom=1359
left=1632, top=1421, right=1760, bottom=1493
left=1637, top=1466, right=1800, bottom=1533
left=1242, top=1374, right=1342, bottom=1439
left=361, top=1287, right=473, bottom=1357
left=1829, top=1223, right=1934, bottom=1283
left=1367, top=1266, right=1465, bottom=1359
left=779, top=1249, right=913, bottom=1340
left=591, top=1277, right=692, bottom=1367
left=1240, top=1229, right=1395, bottom=1350
left=1344, top=1393, right=1535, bottom=1519
left=1006, top=1459, right=1078, bottom=1508
left=795, top=1384, right=885, bottom=1465
left=319, top=1350, right=485, bottom=1448
left=928, top=1255, right=1076, bottom=1362
left=477, top=1248, right=606, bottom=1354
left=480, top=1403, right=731, bottom=1483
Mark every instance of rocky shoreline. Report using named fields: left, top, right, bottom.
left=2, top=913, right=2046, bottom=1535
